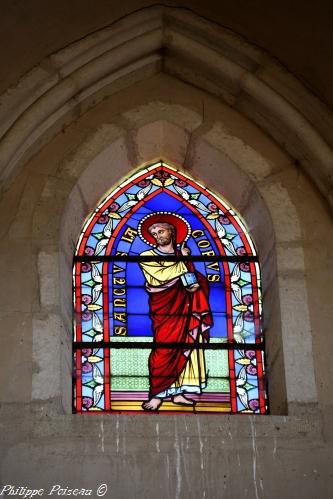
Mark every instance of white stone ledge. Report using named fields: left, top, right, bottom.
left=0, top=400, right=322, bottom=438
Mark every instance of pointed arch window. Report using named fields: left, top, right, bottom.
left=73, top=161, right=268, bottom=414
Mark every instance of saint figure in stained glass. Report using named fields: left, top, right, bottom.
left=138, top=213, right=212, bottom=410
left=73, top=161, right=268, bottom=414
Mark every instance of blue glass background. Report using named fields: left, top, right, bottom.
left=108, top=191, right=227, bottom=338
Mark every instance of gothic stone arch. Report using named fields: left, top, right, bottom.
left=29, top=105, right=316, bottom=416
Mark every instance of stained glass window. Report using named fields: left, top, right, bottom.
left=73, top=161, right=268, bottom=414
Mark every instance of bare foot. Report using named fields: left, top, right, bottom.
left=142, top=397, right=163, bottom=411
left=172, top=394, right=195, bottom=406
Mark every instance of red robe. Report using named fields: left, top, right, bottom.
left=147, top=263, right=213, bottom=397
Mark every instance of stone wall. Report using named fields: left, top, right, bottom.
left=1, top=7, right=333, bottom=499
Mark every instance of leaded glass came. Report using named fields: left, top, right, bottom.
left=73, top=161, right=268, bottom=414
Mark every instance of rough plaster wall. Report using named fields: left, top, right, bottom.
left=0, top=75, right=332, bottom=498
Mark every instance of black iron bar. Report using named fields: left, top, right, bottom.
left=73, top=341, right=264, bottom=350
left=74, top=255, right=258, bottom=262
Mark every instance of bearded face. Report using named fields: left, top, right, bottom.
left=150, top=225, right=173, bottom=246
